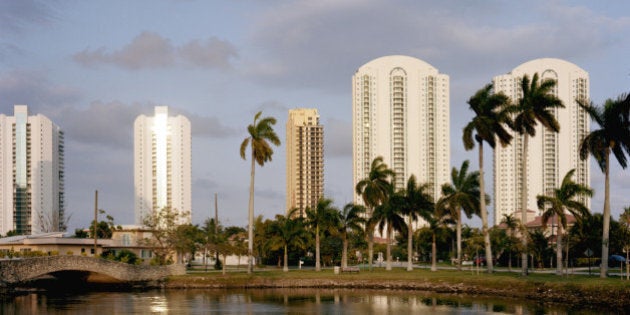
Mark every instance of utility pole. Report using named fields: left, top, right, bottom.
left=93, top=190, right=98, bottom=256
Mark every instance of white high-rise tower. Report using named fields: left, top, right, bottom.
left=493, top=58, right=590, bottom=225
left=0, top=105, right=65, bottom=235
left=352, top=55, right=450, bottom=209
left=134, top=106, right=191, bottom=225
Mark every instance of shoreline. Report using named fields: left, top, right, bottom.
left=163, top=270, right=630, bottom=310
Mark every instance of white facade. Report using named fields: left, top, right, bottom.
left=286, top=108, right=324, bottom=217
left=0, top=105, right=65, bottom=236
left=493, top=58, right=590, bottom=225
left=352, top=55, right=450, bottom=210
left=134, top=106, right=191, bottom=225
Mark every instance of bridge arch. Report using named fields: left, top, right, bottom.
left=0, top=256, right=185, bottom=285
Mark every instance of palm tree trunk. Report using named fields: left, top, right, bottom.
left=247, top=156, right=256, bottom=274
left=283, top=244, right=288, bottom=272
left=386, top=225, right=392, bottom=271
left=521, top=134, right=529, bottom=276
left=601, top=149, right=611, bottom=278
left=556, top=225, right=563, bottom=276
left=431, top=232, right=437, bottom=272
left=407, top=216, right=413, bottom=271
left=565, top=233, right=570, bottom=276
left=367, top=220, right=374, bottom=271
left=479, top=142, right=494, bottom=273
left=456, top=209, right=462, bottom=271
left=342, top=236, right=348, bottom=268
left=315, top=225, right=321, bottom=271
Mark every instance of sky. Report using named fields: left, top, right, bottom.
left=1, top=0, right=629, bottom=231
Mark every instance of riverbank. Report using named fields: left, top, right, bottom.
left=164, top=268, right=630, bottom=310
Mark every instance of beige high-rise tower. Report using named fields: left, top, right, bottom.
left=286, top=108, right=324, bottom=217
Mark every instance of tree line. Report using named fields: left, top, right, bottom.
left=238, top=73, right=630, bottom=278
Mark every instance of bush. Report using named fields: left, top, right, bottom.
left=116, top=250, right=140, bottom=265
left=101, top=249, right=140, bottom=265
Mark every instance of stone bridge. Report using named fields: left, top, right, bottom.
left=0, top=256, right=186, bottom=286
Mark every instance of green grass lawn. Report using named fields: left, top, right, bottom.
left=170, top=267, right=630, bottom=293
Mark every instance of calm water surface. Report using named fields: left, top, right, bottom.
left=0, top=288, right=614, bottom=314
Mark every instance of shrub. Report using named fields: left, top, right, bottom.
left=116, top=250, right=139, bottom=265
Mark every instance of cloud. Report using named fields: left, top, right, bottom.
left=0, top=43, right=23, bottom=61
left=73, top=32, right=175, bottom=69
left=0, top=70, right=81, bottom=109
left=245, top=1, right=629, bottom=93
left=46, top=102, right=239, bottom=149
left=73, top=31, right=238, bottom=70
left=46, top=101, right=148, bottom=149
left=0, top=1, right=61, bottom=63
left=255, top=100, right=289, bottom=114
left=170, top=108, right=238, bottom=137
left=0, top=0, right=57, bottom=35
left=179, top=38, right=238, bottom=69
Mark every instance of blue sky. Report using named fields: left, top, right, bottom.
left=1, top=0, right=629, bottom=230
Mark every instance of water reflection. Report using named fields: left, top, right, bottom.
left=0, top=288, right=611, bottom=314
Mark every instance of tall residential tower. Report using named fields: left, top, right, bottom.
left=352, top=55, right=450, bottom=209
left=0, top=105, right=65, bottom=235
left=134, top=106, right=191, bottom=225
left=286, top=108, right=324, bottom=217
left=493, top=58, right=590, bottom=225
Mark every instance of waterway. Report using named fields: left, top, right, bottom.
left=0, top=288, right=616, bottom=314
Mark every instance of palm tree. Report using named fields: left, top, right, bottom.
left=463, top=83, right=512, bottom=273
left=422, top=206, right=451, bottom=272
left=436, top=160, right=481, bottom=271
left=372, top=194, right=406, bottom=270
left=306, top=197, right=340, bottom=271
left=267, top=210, right=308, bottom=272
left=355, top=156, right=395, bottom=271
left=338, top=203, right=366, bottom=268
left=240, top=111, right=280, bottom=274
left=510, top=73, right=564, bottom=275
left=501, top=213, right=520, bottom=271
left=398, top=175, right=434, bottom=271
left=536, top=169, right=593, bottom=275
left=578, top=93, right=630, bottom=277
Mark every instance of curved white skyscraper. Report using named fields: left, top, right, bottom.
left=352, top=55, right=450, bottom=209
left=493, top=58, right=590, bottom=225
left=134, top=106, right=191, bottom=225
